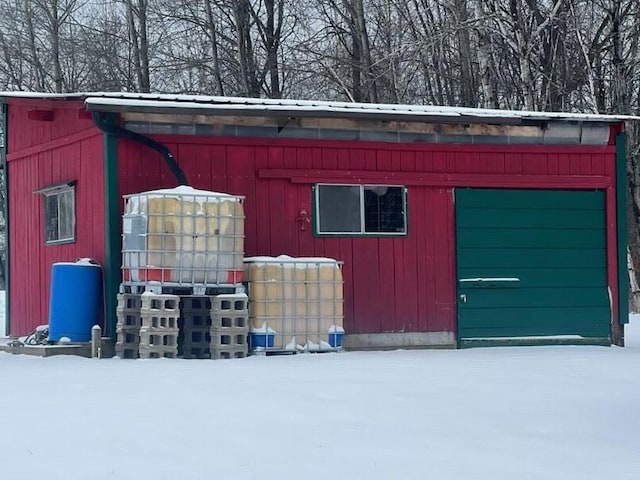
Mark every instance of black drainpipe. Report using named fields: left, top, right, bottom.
left=92, top=112, right=189, bottom=186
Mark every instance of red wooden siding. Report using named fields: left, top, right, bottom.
left=118, top=136, right=618, bottom=335
left=6, top=102, right=105, bottom=336
left=7, top=100, right=95, bottom=152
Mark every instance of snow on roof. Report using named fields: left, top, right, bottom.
left=1, top=90, right=637, bottom=123
left=0, top=91, right=89, bottom=100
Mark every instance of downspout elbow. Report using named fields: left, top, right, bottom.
left=91, top=111, right=189, bottom=186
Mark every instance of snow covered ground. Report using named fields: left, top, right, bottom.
left=1, top=317, right=639, bottom=480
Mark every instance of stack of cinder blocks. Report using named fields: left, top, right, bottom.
left=210, top=294, right=249, bottom=359
left=116, top=292, right=180, bottom=359
left=115, top=293, right=143, bottom=359
left=138, top=293, right=180, bottom=359
left=116, top=292, right=248, bottom=360
left=180, top=296, right=213, bottom=359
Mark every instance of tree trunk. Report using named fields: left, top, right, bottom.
left=204, top=0, right=224, bottom=96
left=473, top=1, right=498, bottom=108
left=125, top=0, right=150, bottom=93
left=352, top=0, right=377, bottom=103
left=137, top=0, right=150, bottom=92
left=23, top=0, right=47, bottom=91
left=232, top=0, right=260, bottom=97
left=263, top=0, right=282, bottom=98
left=50, top=0, right=63, bottom=93
left=454, top=0, right=475, bottom=107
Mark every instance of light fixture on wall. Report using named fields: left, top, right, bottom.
left=296, top=209, right=311, bottom=231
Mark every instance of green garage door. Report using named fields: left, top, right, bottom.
left=456, top=189, right=610, bottom=344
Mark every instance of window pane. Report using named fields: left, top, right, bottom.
left=59, top=190, right=75, bottom=240
left=43, top=187, right=75, bottom=244
left=318, top=185, right=361, bottom=233
left=364, top=186, right=405, bottom=233
left=45, top=194, right=59, bottom=242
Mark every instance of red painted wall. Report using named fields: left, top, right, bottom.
left=8, top=99, right=94, bottom=152
left=6, top=101, right=105, bottom=336
left=117, top=135, right=618, bottom=335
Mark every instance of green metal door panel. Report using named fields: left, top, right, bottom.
left=456, top=208, right=605, bottom=229
left=458, top=248, right=606, bottom=269
left=457, top=228, right=606, bottom=249
left=458, top=287, right=609, bottom=308
left=457, top=189, right=605, bottom=210
left=460, top=307, right=611, bottom=337
left=458, top=267, right=607, bottom=288
left=456, top=188, right=610, bottom=341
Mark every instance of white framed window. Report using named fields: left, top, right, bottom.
left=314, top=184, right=408, bottom=236
left=35, top=182, right=76, bottom=245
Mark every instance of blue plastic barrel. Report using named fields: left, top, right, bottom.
left=48, top=261, right=103, bottom=342
left=328, top=332, right=344, bottom=348
left=249, top=332, right=275, bottom=349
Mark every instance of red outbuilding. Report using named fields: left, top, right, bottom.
left=0, top=93, right=632, bottom=347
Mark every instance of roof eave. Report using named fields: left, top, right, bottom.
left=85, top=101, right=564, bottom=126
left=0, top=90, right=634, bottom=124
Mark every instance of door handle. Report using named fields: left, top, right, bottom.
left=460, top=294, right=467, bottom=303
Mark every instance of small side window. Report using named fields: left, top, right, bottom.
left=314, top=184, right=407, bottom=236
left=38, top=184, right=75, bottom=245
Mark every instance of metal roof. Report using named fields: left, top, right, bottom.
left=1, top=91, right=637, bottom=124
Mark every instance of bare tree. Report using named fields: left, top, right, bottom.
left=23, top=0, right=48, bottom=91
left=203, top=0, right=226, bottom=95
left=75, top=3, right=132, bottom=91
left=451, top=0, right=476, bottom=107
left=472, top=0, right=499, bottom=108
left=122, top=0, right=151, bottom=92
left=0, top=2, right=29, bottom=90
left=154, top=0, right=293, bottom=97
left=306, top=0, right=379, bottom=102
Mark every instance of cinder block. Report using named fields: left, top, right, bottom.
left=211, top=315, right=248, bottom=329
left=180, top=296, right=212, bottom=312
left=140, top=314, right=179, bottom=329
left=210, top=328, right=248, bottom=348
left=139, top=327, right=179, bottom=348
left=116, top=313, right=142, bottom=329
left=210, top=346, right=248, bottom=360
left=116, top=293, right=143, bottom=311
left=181, top=312, right=211, bottom=329
left=182, top=346, right=210, bottom=359
left=183, top=328, right=211, bottom=344
left=138, top=347, right=178, bottom=359
left=116, top=328, right=140, bottom=346
left=140, top=293, right=180, bottom=312
left=115, top=344, right=139, bottom=359
left=210, top=294, right=248, bottom=315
